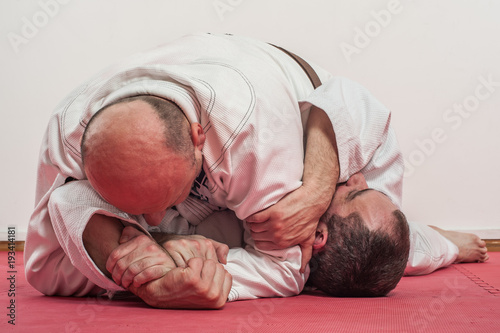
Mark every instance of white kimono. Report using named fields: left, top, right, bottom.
left=24, top=33, right=457, bottom=301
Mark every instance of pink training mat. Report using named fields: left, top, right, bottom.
left=1, top=252, right=499, bottom=332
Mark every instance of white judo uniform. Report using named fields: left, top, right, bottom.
left=25, top=33, right=458, bottom=301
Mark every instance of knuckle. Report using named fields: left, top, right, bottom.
left=115, top=259, right=128, bottom=272
left=108, top=250, right=121, bottom=263
left=274, top=222, right=284, bottom=232
left=127, top=263, right=140, bottom=276
left=204, top=240, right=214, bottom=253
left=145, top=243, right=158, bottom=253
left=140, top=267, right=156, bottom=280
left=163, top=241, right=175, bottom=251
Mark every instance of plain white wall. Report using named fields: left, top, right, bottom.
left=1, top=0, right=499, bottom=241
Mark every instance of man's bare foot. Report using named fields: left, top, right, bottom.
left=429, top=226, right=489, bottom=263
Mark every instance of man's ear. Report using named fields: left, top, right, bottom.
left=190, top=123, right=205, bottom=150
left=313, top=221, right=328, bottom=251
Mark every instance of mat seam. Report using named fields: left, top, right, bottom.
left=452, top=264, right=499, bottom=296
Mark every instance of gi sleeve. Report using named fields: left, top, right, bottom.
left=226, top=225, right=308, bottom=301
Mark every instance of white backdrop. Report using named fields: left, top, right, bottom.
left=1, top=0, right=499, bottom=240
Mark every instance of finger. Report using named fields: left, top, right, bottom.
left=132, top=265, right=170, bottom=288
left=249, top=229, right=275, bottom=242
left=180, top=239, right=217, bottom=263
left=166, top=249, right=189, bottom=268
left=211, top=263, right=229, bottom=306
left=111, top=257, right=130, bottom=286
left=209, top=265, right=232, bottom=308
left=299, top=243, right=313, bottom=274
left=246, top=208, right=271, bottom=223
left=247, top=221, right=271, bottom=233
left=120, top=259, right=151, bottom=289
left=164, top=240, right=199, bottom=268
left=120, top=256, right=167, bottom=289
left=253, top=240, right=281, bottom=251
left=109, top=236, right=159, bottom=285
left=222, top=270, right=233, bottom=301
left=120, top=226, right=145, bottom=244
left=185, top=257, right=204, bottom=277
left=197, top=239, right=218, bottom=262
left=209, top=240, right=229, bottom=264
left=106, top=238, right=139, bottom=275
left=249, top=228, right=292, bottom=246
left=200, top=259, right=217, bottom=282
left=177, top=238, right=210, bottom=262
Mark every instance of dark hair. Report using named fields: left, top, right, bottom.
left=308, top=210, right=410, bottom=297
left=81, top=95, right=194, bottom=165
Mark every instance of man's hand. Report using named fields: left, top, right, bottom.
left=106, top=226, right=176, bottom=289
left=246, top=184, right=332, bottom=272
left=162, top=235, right=229, bottom=268
left=129, top=257, right=232, bottom=309
left=246, top=105, right=339, bottom=272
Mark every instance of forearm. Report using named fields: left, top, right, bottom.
left=83, top=214, right=124, bottom=278
left=303, top=105, right=339, bottom=204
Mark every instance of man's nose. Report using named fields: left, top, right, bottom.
left=144, top=211, right=167, bottom=226
left=346, top=172, right=368, bottom=188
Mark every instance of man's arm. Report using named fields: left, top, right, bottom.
left=247, top=105, right=339, bottom=271
left=82, top=214, right=124, bottom=278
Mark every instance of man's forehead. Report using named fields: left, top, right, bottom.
left=347, top=188, right=390, bottom=201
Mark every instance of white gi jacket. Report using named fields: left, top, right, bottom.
left=25, top=33, right=457, bottom=300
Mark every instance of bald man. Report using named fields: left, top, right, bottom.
left=25, top=33, right=339, bottom=307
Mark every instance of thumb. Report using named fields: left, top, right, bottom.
left=299, top=242, right=313, bottom=273
left=120, top=226, right=143, bottom=244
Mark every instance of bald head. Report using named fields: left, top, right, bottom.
left=82, top=96, right=193, bottom=163
left=81, top=96, right=203, bottom=218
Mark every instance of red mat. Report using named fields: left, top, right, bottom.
left=1, top=252, right=499, bottom=332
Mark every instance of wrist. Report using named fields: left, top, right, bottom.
left=299, top=183, right=334, bottom=217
